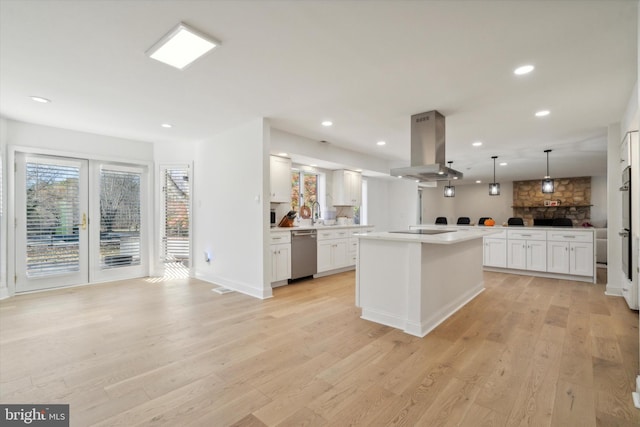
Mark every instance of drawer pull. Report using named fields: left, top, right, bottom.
left=562, top=235, right=575, bottom=238
left=520, top=234, right=532, bottom=237
left=272, top=237, right=282, bottom=240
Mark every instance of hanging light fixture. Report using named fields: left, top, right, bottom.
left=443, top=161, right=455, bottom=197
left=489, top=156, right=500, bottom=196
left=541, top=149, right=554, bottom=193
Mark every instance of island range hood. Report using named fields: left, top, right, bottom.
left=390, top=110, right=463, bottom=181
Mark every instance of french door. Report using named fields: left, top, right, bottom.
left=15, top=153, right=147, bottom=292
left=15, top=154, right=89, bottom=291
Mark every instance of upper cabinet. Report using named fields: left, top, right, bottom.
left=270, top=155, right=292, bottom=203
left=333, top=169, right=362, bottom=206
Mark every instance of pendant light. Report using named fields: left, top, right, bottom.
left=541, top=149, right=554, bottom=193
left=489, top=156, right=500, bottom=196
left=443, top=161, right=455, bottom=197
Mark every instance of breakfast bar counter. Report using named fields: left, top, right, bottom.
left=355, top=227, right=498, bottom=337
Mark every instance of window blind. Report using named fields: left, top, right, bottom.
left=100, top=169, right=141, bottom=269
left=162, top=169, right=189, bottom=260
left=26, top=162, right=80, bottom=277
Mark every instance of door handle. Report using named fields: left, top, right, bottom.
left=77, top=213, right=87, bottom=230
left=619, top=230, right=629, bottom=237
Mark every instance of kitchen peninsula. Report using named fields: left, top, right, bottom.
left=356, top=227, right=498, bottom=337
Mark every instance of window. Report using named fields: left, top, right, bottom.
left=99, top=168, right=141, bottom=269
left=291, top=171, right=318, bottom=211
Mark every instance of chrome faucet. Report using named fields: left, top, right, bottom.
left=311, top=201, right=322, bottom=224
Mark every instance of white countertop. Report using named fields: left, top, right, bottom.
left=411, top=224, right=597, bottom=232
left=358, top=226, right=500, bottom=245
left=271, top=224, right=374, bottom=233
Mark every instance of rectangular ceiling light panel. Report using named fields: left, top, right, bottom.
left=146, top=23, right=220, bottom=70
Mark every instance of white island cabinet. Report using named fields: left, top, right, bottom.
left=356, top=227, right=496, bottom=337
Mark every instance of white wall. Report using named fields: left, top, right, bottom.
left=5, top=119, right=153, bottom=162
left=271, top=128, right=391, bottom=174
left=420, top=181, right=513, bottom=225
left=365, top=177, right=418, bottom=231
left=590, top=175, right=608, bottom=226
left=365, top=177, right=389, bottom=230
left=193, top=119, right=271, bottom=299
left=0, top=119, right=6, bottom=297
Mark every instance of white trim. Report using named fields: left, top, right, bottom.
left=194, top=272, right=273, bottom=299
left=483, top=266, right=595, bottom=283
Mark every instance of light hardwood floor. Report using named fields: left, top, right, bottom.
left=1, top=269, right=638, bottom=426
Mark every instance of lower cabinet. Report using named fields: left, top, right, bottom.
left=483, top=228, right=595, bottom=281
left=547, top=241, right=593, bottom=276
left=317, top=239, right=349, bottom=273
left=507, top=239, right=546, bottom=272
left=484, top=238, right=507, bottom=268
left=271, top=243, right=291, bottom=282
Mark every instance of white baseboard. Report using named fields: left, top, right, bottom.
left=194, top=272, right=272, bottom=299
left=0, top=286, right=9, bottom=300
left=605, top=283, right=623, bottom=296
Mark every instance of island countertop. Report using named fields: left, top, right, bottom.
left=356, top=227, right=500, bottom=245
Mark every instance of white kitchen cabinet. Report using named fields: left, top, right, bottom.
left=317, top=239, right=349, bottom=273
left=270, top=155, right=292, bottom=203
left=316, top=227, right=354, bottom=272
left=332, top=169, right=362, bottom=206
left=483, top=237, right=507, bottom=268
left=546, top=231, right=594, bottom=277
left=270, top=231, right=291, bottom=285
left=506, top=230, right=547, bottom=272
left=271, top=243, right=291, bottom=283
left=547, top=241, right=593, bottom=276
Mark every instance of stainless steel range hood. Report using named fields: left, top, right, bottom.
left=390, top=110, right=463, bottom=181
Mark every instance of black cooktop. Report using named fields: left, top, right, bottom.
left=389, top=229, right=454, bottom=235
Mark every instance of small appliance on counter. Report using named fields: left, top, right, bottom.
left=277, top=210, right=297, bottom=227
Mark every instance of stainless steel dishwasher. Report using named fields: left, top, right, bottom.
left=290, top=229, right=317, bottom=280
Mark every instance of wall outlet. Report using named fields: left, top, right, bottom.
left=204, top=251, right=211, bottom=263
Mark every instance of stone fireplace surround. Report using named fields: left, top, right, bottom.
left=512, top=177, right=591, bottom=227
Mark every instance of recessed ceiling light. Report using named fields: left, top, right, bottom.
left=161, top=123, right=172, bottom=128
left=278, top=152, right=288, bottom=157
left=146, top=22, right=220, bottom=70
left=397, top=176, right=402, bottom=179
left=500, top=162, right=507, bottom=166
left=321, top=120, right=333, bottom=127
left=30, top=96, right=51, bottom=103
left=310, top=164, right=317, bottom=167
left=535, top=110, right=550, bottom=117
left=355, top=169, right=363, bottom=172
left=377, top=141, right=386, bottom=146
left=472, top=141, right=483, bottom=147
left=453, top=177, right=458, bottom=180
left=476, top=180, right=482, bottom=184
left=514, top=65, right=535, bottom=75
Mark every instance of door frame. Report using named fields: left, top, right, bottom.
left=7, top=145, right=154, bottom=296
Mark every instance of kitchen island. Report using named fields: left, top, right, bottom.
left=356, top=227, right=498, bottom=337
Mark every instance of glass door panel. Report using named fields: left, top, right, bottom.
left=15, top=154, right=89, bottom=291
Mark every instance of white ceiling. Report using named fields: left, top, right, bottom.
left=0, top=0, right=637, bottom=184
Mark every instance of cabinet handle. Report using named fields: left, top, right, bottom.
left=273, top=237, right=282, bottom=240
left=562, top=235, right=575, bottom=239
left=623, top=287, right=629, bottom=292
left=521, top=234, right=532, bottom=237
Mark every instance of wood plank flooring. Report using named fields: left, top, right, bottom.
left=0, top=269, right=638, bottom=426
